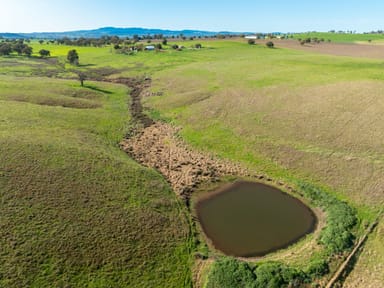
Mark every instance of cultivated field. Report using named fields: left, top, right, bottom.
left=0, top=35, right=383, bottom=287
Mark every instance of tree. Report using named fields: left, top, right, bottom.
left=22, top=46, right=33, bottom=57
left=266, top=41, right=274, bottom=48
left=155, top=43, right=162, bottom=50
left=12, top=41, right=25, bottom=55
left=0, top=43, right=12, bottom=55
left=248, top=39, right=255, bottom=45
left=195, top=43, right=202, bottom=49
left=67, top=49, right=79, bottom=65
left=39, top=49, right=51, bottom=58
left=78, top=72, right=86, bottom=87
left=162, top=38, right=168, bottom=45
left=39, top=40, right=44, bottom=45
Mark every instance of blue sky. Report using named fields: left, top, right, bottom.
left=1, top=1, right=383, bottom=33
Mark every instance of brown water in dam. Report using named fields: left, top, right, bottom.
left=196, top=181, right=316, bottom=257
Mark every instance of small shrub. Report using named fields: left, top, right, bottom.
left=248, top=39, right=255, bottom=45
left=297, top=182, right=357, bottom=253
left=306, top=258, right=329, bottom=278
left=266, top=41, right=274, bottom=48
left=254, top=262, right=307, bottom=288
left=206, top=258, right=255, bottom=288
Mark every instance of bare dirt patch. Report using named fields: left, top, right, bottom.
left=260, top=39, right=384, bottom=59
left=114, top=77, right=247, bottom=204
left=106, top=77, right=154, bottom=128
left=120, top=122, right=247, bottom=204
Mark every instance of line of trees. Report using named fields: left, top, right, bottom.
left=47, top=33, right=244, bottom=47
left=0, top=39, right=33, bottom=56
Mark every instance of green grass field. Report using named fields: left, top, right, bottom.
left=0, top=75, right=192, bottom=287
left=1, top=37, right=383, bottom=287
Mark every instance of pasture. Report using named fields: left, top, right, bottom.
left=0, top=35, right=383, bottom=287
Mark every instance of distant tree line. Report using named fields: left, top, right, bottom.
left=328, top=29, right=384, bottom=34
left=0, top=39, right=33, bottom=56
left=41, top=33, right=244, bottom=47
left=113, top=42, right=202, bottom=55
left=297, top=37, right=329, bottom=45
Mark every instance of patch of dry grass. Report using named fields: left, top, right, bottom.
left=344, top=220, right=384, bottom=287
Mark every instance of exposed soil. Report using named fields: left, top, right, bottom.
left=105, top=77, right=154, bottom=128
left=120, top=121, right=248, bottom=204
left=259, top=39, right=384, bottom=59
left=116, top=77, right=248, bottom=204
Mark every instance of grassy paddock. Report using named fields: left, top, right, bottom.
left=145, top=40, right=384, bottom=285
left=1, top=38, right=383, bottom=286
left=0, top=75, right=192, bottom=287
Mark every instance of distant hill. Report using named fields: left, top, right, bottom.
left=1, top=27, right=250, bottom=39
left=0, top=33, right=26, bottom=39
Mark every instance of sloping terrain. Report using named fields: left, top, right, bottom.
left=0, top=76, right=192, bottom=287
left=146, top=40, right=384, bottom=286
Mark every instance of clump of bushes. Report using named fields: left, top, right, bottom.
left=297, top=182, right=357, bottom=254
left=206, top=258, right=255, bottom=288
left=206, top=258, right=308, bottom=288
left=0, top=40, right=33, bottom=56
left=305, top=256, right=329, bottom=278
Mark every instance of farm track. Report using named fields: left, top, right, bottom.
left=327, top=214, right=381, bottom=288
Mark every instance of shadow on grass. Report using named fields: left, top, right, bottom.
left=79, top=63, right=96, bottom=67
left=84, top=85, right=113, bottom=94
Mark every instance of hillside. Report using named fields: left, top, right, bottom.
left=0, top=27, right=248, bottom=39
left=0, top=69, right=192, bottom=287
